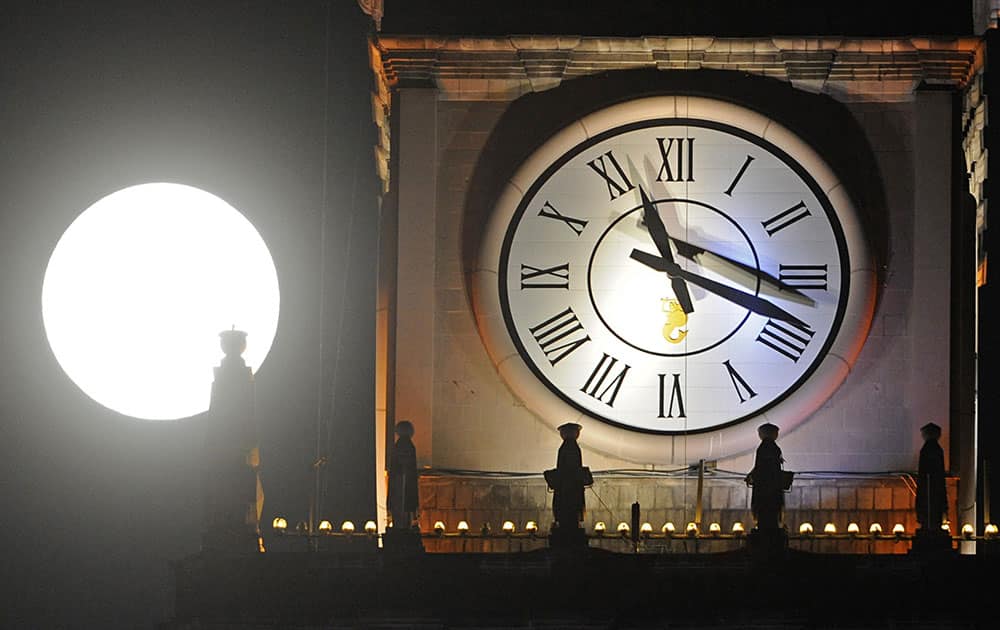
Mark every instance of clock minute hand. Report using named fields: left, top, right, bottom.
left=629, top=249, right=810, bottom=329
left=638, top=187, right=695, bottom=314
left=669, top=237, right=816, bottom=307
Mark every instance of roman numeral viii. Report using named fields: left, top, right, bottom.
left=587, top=150, right=635, bottom=201
left=581, top=353, right=630, bottom=407
left=655, top=137, right=695, bottom=182
left=756, top=319, right=816, bottom=362
left=528, top=307, right=590, bottom=366
left=520, top=263, right=569, bottom=289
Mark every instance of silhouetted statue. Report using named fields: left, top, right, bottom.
left=388, top=420, right=419, bottom=529
left=546, top=423, right=591, bottom=548
left=916, top=422, right=948, bottom=529
left=746, top=423, right=785, bottom=531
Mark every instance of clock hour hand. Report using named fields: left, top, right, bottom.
left=669, top=236, right=816, bottom=307
left=638, top=187, right=695, bottom=314
left=630, top=248, right=810, bottom=329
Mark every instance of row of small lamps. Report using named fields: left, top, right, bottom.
left=272, top=516, right=999, bottom=540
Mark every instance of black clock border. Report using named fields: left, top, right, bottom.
left=497, top=117, right=852, bottom=436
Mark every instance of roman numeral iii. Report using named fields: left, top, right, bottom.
left=779, top=264, right=828, bottom=291
left=586, top=150, right=635, bottom=200
left=655, top=137, right=695, bottom=182
left=528, top=307, right=590, bottom=365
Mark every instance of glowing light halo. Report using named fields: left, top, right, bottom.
left=42, top=182, right=280, bottom=420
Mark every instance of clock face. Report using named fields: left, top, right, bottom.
left=474, top=97, right=874, bottom=460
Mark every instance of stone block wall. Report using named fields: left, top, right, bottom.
left=417, top=475, right=960, bottom=554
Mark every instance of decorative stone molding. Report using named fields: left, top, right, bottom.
left=375, top=36, right=979, bottom=102
left=962, top=42, right=988, bottom=284
left=368, top=38, right=392, bottom=194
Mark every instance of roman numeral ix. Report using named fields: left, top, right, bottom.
left=520, top=263, right=570, bottom=289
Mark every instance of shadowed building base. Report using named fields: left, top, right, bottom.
left=910, top=527, right=957, bottom=555
left=548, top=524, right=588, bottom=550
left=164, top=547, right=999, bottom=629
left=382, top=525, right=425, bottom=553
left=747, top=527, right=788, bottom=563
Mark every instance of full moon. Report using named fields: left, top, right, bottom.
left=42, top=183, right=280, bottom=420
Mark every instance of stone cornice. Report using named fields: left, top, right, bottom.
left=375, top=35, right=980, bottom=102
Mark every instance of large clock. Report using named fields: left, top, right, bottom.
left=472, top=96, right=876, bottom=463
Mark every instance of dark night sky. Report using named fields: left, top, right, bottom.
left=1, top=2, right=377, bottom=627
left=0, top=1, right=976, bottom=628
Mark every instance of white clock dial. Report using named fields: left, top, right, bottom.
left=474, top=97, right=875, bottom=462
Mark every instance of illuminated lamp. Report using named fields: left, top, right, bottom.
left=457, top=520, right=470, bottom=535
left=364, top=521, right=378, bottom=536
left=271, top=517, right=287, bottom=532
left=892, top=523, right=905, bottom=537
left=594, top=522, right=607, bottom=536
left=42, top=183, right=280, bottom=421
left=525, top=521, right=539, bottom=535
left=941, top=522, right=951, bottom=534
left=639, top=522, right=653, bottom=538
left=708, top=522, right=721, bottom=536
left=799, top=522, right=814, bottom=535
left=685, top=522, right=698, bottom=537
left=341, top=520, right=356, bottom=534
left=502, top=520, right=516, bottom=535
left=985, top=523, right=999, bottom=539
left=823, top=523, right=837, bottom=535
left=847, top=522, right=860, bottom=535
left=732, top=522, right=745, bottom=536
left=617, top=522, right=631, bottom=537
left=317, top=520, right=333, bottom=533
left=433, top=521, right=446, bottom=535
left=662, top=522, right=676, bottom=535
left=869, top=523, right=883, bottom=536
left=961, top=523, right=975, bottom=539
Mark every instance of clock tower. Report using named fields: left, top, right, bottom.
left=371, top=4, right=981, bottom=546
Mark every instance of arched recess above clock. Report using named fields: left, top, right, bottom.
left=462, top=69, right=888, bottom=292
left=464, top=71, right=882, bottom=464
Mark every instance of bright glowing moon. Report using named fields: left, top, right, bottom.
left=42, top=183, right=280, bottom=420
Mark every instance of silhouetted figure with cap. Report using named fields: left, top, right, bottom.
left=546, top=422, right=590, bottom=548
left=388, top=420, right=419, bottom=529
left=916, top=422, right=948, bottom=529
left=383, top=420, right=424, bottom=553
left=746, top=423, right=785, bottom=531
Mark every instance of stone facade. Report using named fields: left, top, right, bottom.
left=377, top=35, right=977, bottom=544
